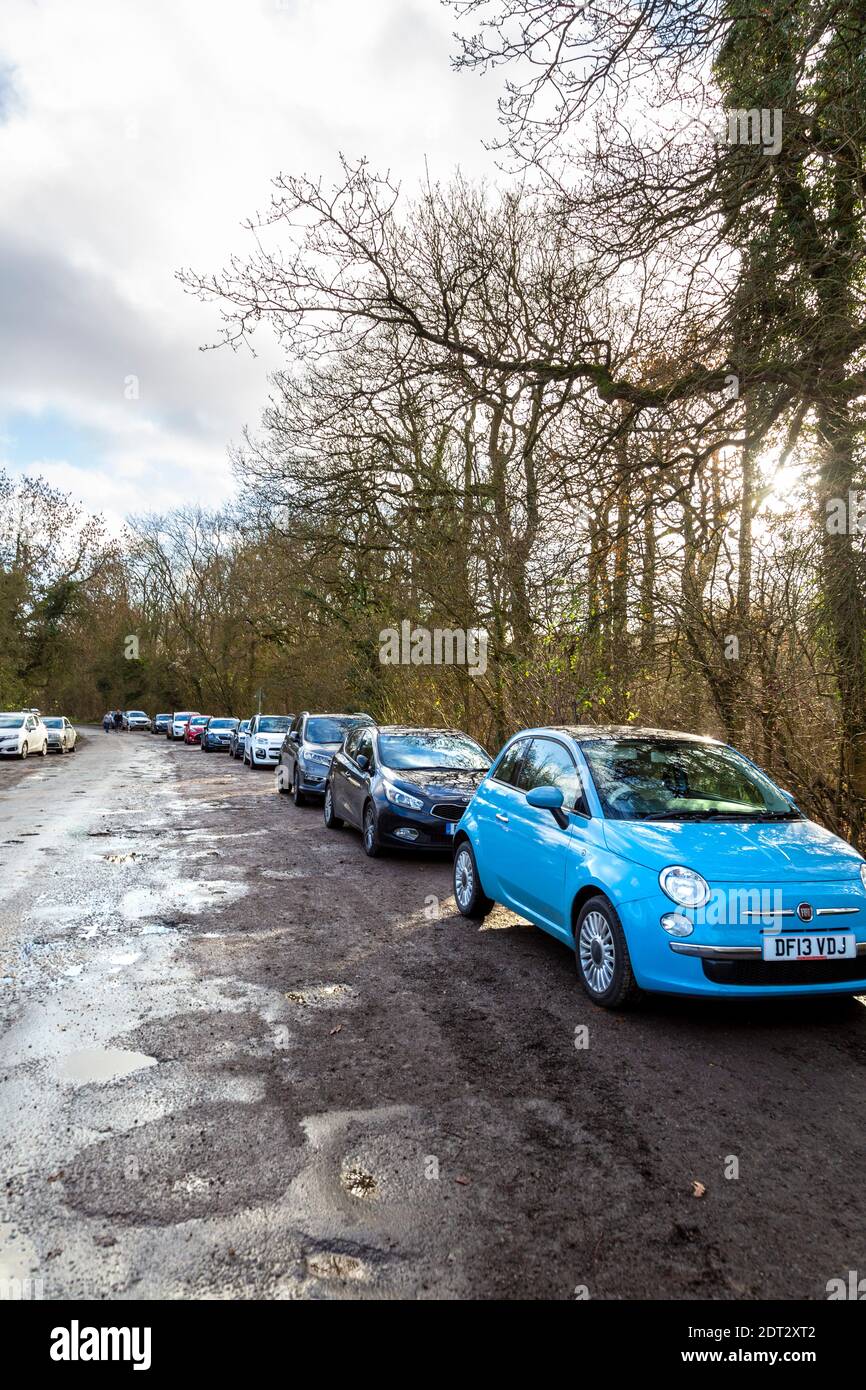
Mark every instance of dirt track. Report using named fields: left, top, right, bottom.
left=1, top=729, right=864, bottom=1299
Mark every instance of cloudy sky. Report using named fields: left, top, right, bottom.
left=0, top=0, right=498, bottom=530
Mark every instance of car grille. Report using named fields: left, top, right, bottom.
left=703, top=958, right=866, bottom=987
left=430, top=802, right=468, bottom=821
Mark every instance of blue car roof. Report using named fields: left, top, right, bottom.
left=531, top=725, right=722, bottom=745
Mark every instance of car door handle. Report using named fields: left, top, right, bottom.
left=495, top=813, right=509, bottom=824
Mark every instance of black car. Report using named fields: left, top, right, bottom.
left=324, top=725, right=491, bottom=856
left=279, top=710, right=374, bottom=804
left=201, top=716, right=239, bottom=752
left=152, top=713, right=171, bottom=736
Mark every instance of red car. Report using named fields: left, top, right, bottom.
left=184, top=715, right=210, bottom=745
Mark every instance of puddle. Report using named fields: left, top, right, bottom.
left=284, top=983, right=357, bottom=1009
left=57, top=1047, right=157, bottom=1086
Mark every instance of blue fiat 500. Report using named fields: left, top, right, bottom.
left=452, top=726, right=866, bottom=1007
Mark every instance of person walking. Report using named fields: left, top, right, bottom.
left=102, top=712, right=111, bottom=734
left=113, top=708, right=123, bottom=732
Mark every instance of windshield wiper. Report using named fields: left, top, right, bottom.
left=642, top=809, right=731, bottom=821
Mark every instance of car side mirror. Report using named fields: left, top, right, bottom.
left=526, top=784, right=569, bottom=829
left=356, top=754, right=370, bottom=772
left=290, top=730, right=300, bottom=743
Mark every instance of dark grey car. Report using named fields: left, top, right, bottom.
left=278, top=711, right=374, bottom=805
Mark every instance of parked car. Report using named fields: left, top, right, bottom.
left=122, top=710, right=151, bottom=731
left=168, top=711, right=199, bottom=740
left=452, top=725, right=866, bottom=1009
left=184, top=715, right=210, bottom=745
left=324, top=725, right=491, bottom=855
left=152, top=714, right=171, bottom=736
left=279, top=711, right=374, bottom=804
left=243, top=714, right=293, bottom=767
left=201, top=717, right=239, bottom=752
left=43, top=716, right=77, bottom=753
left=229, top=719, right=251, bottom=760
left=0, top=711, right=49, bottom=759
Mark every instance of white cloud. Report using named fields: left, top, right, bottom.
left=0, top=0, right=498, bottom=522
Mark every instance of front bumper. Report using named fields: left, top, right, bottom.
left=619, top=881, right=866, bottom=997
left=0, top=744, right=21, bottom=756
left=377, top=801, right=464, bottom=850
left=250, top=744, right=281, bottom=764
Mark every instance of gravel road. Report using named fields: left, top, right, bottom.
left=1, top=730, right=864, bottom=1299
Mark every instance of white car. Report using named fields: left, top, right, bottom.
left=243, top=714, right=292, bottom=767
left=0, top=711, right=49, bottom=759
left=124, top=710, right=151, bottom=731
left=43, top=716, right=77, bottom=753
left=169, top=710, right=199, bottom=740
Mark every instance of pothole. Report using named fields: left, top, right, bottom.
left=284, top=983, right=356, bottom=1009
left=340, top=1162, right=379, bottom=1200
left=56, top=1047, right=157, bottom=1086
left=305, top=1250, right=370, bottom=1282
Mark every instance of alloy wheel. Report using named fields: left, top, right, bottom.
left=455, top=846, right=475, bottom=911
left=579, top=911, right=616, bottom=995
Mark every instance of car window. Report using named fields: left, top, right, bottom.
left=580, top=737, right=795, bottom=821
left=356, top=730, right=374, bottom=766
left=491, top=739, right=529, bottom=787
left=343, top=727, right=362, bottom=759
left=517, top=738, right=588, bottom=813
left=307, top=715, right=368, bottom=744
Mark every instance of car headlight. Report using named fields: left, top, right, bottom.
left=384, top=782, right=424, bottom=811
left=659, top=865, right=710, bottom=909
left=860, top=863, right=866, bottom=892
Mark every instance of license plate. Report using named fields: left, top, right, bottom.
left=445, top=821, right=457, bottom=835
left=762, top=932, right=856, bottom=962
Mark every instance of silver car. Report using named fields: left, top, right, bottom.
left=123, top=710, right=152, bottom=732
left=278, top=711, right=374, bottom=804
left=43, top=716, right=77, bottom=753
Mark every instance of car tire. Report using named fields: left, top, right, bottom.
left=453, top=840, right=493, bottom=920
left=362, top=801, right=381, bottom=857
left=574, top=895, right=640, bottom=1010
left=20, top=742, right=28, bottom=760
left=323, top=783, right=343, bottom=829
left=292, top=769, right=307, bottom=806
left=40, top=742, right=48, bottom=756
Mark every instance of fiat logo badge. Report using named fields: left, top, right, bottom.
left=797, top=902, right=813, bottom=923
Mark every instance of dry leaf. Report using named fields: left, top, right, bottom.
left=692, top=1180, right=706, bottom=1198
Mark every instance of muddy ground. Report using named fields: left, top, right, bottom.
left=0, top=729, right=864, bottom=1300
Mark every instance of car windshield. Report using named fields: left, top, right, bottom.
left=258, top=717, right=290, bottom=732
left=43, top=718, right=64, bottom=728
left=209, top=719, right=238, bottom=729
left=174, top=712, right=196, bottom=720
left=0, top=716, right=24, bottom=729
left=308, top=715, right=368, bottom=743
left=378, top=732, right=490, bottom=771
left=239, top=721, right=250, bottom=732
left=580, top=738, right=799, bottom=821
left=129, top=711, right=146, bottom=717
left=190, top=717, right=208, bottom=725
